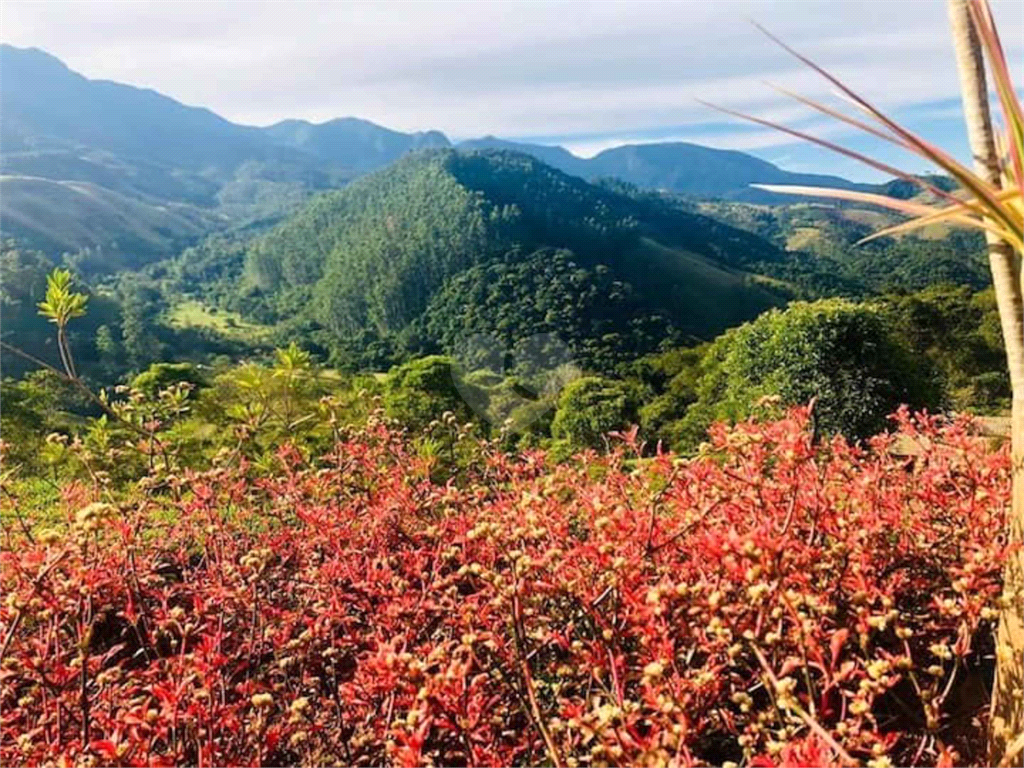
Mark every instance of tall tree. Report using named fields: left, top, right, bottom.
left=948, top=2, right=1024, bottom=762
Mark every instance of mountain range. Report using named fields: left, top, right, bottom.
left=1, top=44, right=876, bottom=265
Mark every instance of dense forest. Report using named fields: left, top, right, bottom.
left=1, top=147, right=1008, bottom=444
left=234, top=149, right=787, bottom=369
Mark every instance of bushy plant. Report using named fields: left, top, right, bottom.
left=383, top=356, right=485, bottom=431
left=880, top=286, right=1009, bottom=412
left=131, top=362, right=206, bottom=398
left=0, top=406, right=1009, bottom=767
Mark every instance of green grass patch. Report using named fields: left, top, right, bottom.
left=785, top=226, right=824, bottom=251
left=165, top=300, right=275, bottom=342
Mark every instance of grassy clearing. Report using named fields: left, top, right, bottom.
left=632, top=237, right=782, bottom=336
left=164, top=299, right=274, bottom=342
left=785, top=226, right=823, bottom=251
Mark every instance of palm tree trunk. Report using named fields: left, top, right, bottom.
left=948, top=1, right=1024, bottom=764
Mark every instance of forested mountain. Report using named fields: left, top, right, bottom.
left=1, top=44, right=990, bottom=380
left=2, top=44, right=894, bottom=271
left=456, top=136, right=587, bottom=175
left=263, top=118, right=450, bottom=173
left=236, top=149, right=787, bottom=369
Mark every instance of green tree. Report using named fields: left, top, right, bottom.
left=383, top=356, right=484, bottom=430
left=118, top=277, right=166, bottom=370
left=36, top=267, right=88, bottom=378
left=881, top=285, right=1008, bottom=411
left=678, top=299, right=942, bottom=444
left=131, top=362, right=206, bottom=398
left=550, top=376, right=640, bottom=450
left=631, top=346, right=706, bottom=448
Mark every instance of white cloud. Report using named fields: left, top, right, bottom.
left=2, top=0, right=1021, bottom=165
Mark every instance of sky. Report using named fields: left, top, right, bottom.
left=2, top=0, right=1022, bottom=181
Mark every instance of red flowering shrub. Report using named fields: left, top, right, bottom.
left=0, top=407, right=1011, bottom=767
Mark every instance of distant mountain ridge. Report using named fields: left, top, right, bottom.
left=0, top=45, right=446, bottom=197
left=1, top=43, right=877, bottom=264
left=457, top=136, right=874, bottom=201
left=264, top=118, right=451, bottom=173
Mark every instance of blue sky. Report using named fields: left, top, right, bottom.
left=3, top=0, right=1022, bottom=181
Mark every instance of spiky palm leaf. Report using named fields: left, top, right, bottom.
left=701, top=0, right=1022, bottom=251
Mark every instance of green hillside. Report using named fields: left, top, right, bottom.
left=237, top=150, right=785, bottom=370
left=0, top=176, right=224, bottom=270
left=693, top=199, right=990, bottom=295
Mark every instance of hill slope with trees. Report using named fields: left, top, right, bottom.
left=235, top=149, right=788, bottom=369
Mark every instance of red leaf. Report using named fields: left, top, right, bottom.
left=830, top=629, right=849, bottom=669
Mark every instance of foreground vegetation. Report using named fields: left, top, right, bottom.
left=0, top=402, right=1011, bottom=767
left=705, top=0, right=1023, bottom=756
left=0, top=269, right=1012, bottom=766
